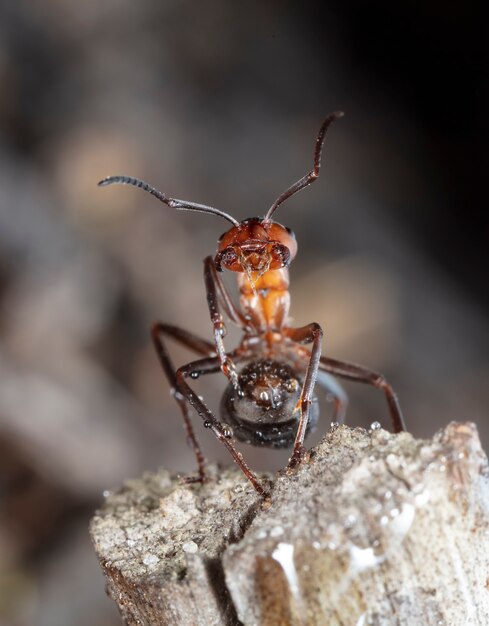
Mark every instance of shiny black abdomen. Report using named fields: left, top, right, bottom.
left=220, top=359, right=318, bottom=448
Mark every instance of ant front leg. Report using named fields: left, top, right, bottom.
left=151, top=323, right=215, bottom=483
left=204, top=256, right=247, bottom=388
left=319, top=356, right=406, bottom=433
left=176, top=355, right=268, bottom=497
left=284, top=322, right=323, bottom=469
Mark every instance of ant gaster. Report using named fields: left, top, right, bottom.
left=99, top=112, right=405, bottom=496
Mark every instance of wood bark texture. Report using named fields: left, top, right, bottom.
left=90, top=422, right=489, bottom=626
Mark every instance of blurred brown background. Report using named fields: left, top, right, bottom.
left=0, top=1, right=487, bottom=625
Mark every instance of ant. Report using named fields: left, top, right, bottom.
left=99, top=111, right=405, bottom=496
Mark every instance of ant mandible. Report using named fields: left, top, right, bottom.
left=99, top=112, right=405, bottom=496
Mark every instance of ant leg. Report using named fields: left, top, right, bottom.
left=151, top=323, right=215, bottom=483
left=316, top=370, right=348, bottom=425
left=204, top=256, right=247, bottom=387
left=319, top=356, right=406, bottom=433
left=176, top=355, right=268, bottom=497
left=205, top=255, right=248, bottom=328
left=284, top=323, right=323, bottom=468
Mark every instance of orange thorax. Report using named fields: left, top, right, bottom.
left=237, top=268, right=290, bottom=334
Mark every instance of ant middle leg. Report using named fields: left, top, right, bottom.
left=319, top=356, right=406, bottom=433
left=151, top=323, right=216, bottom=483
left=284, top=322, right=323, bottom=468
left=176, top=355, right=268, bottom=497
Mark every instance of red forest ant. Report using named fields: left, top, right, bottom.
left=99, top=112, right=405, bottom=496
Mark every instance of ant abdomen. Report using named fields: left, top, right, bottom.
left=220, top=359, right=319, bottom=448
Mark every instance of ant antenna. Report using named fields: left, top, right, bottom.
left=98, top=175, right=240, bottom=227
left=264, top=111, right=344, bottom=222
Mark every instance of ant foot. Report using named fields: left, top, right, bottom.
left=179, top=472, right=208, bottom=486
left=286, top=445, right=310, bottom=470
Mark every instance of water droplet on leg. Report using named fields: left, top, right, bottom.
left=222, top=423, right=233, bottom=438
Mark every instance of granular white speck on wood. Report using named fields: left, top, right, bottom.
left=90, top=422, right=489, bottom=626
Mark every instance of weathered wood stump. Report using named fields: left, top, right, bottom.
left=90, top=422, right=489, bottom=625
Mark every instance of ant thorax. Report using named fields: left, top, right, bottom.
left=220, top=359, right=319, bottom=448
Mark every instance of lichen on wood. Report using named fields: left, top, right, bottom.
left=90, top=422, right=489, bottom=626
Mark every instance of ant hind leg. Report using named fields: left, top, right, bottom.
left=151, top=323, right=215, bottom=483
left=315, top=370, right=348, bottom=425
left=319, top=356, right=406, bottom=433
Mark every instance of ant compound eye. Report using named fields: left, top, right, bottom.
left=221, top=247, right=240, bottom=269
left=271, top=244, right=290, bottom=268
left=285, top=226, right=296, bottom=239
left=223, top=248, right=237, bottom=262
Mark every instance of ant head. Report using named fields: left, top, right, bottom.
left=98, top=113, right=343, bottom=275
left=214, top=218, right=297, bottom=274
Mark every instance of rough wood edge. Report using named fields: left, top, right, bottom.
left=90, top=422, right=489, bottom=625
